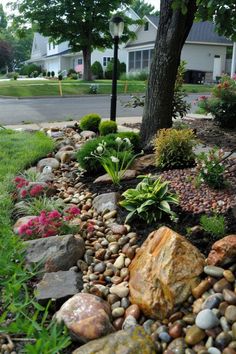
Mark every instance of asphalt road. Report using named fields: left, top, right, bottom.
left=0, top=94, right=202, bottom=125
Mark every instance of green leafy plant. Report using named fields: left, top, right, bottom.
left=88, top=137, right=142, bottom=185
left=14, top=196, right=66, bottom=217
left=99, top=120, right=117, bottom=135
left=79, top=113, right=101, bottom=133
left=196, top=148, right=225, bottom=189
left=76, top=132, right=141, bottom=174
left=91, top=61, right=103, bottom=79
left=120, top=175, right=179, bottom=223
left=172, top=61, right=191, bottom=119
left=200, top=214, right=226, bottom=238
left=153, top=128, right=197, bottom=169
left=89, top=84, right=99, bottom=94
left=197, top=75, right=236, bottom=128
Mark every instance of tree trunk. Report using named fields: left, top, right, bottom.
left=140, top=0, right=197, bottom=149
left=82, top=47, right=92, bottom=81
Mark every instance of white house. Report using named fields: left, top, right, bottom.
left=125, top=16, right=233, bottom=83
left=27, top=8, right=140, bottom=76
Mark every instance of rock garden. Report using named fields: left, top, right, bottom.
left=0, top=102, right=236, bottom=354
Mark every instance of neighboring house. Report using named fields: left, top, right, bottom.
left=27, top=8, right=140, bottom=76
left=125, top=15, right=233, bottom=83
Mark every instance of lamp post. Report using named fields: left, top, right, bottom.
left=109, top=16, right=124, bottom=121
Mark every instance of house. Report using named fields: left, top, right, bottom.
left=27, top=8, right=140, bottom=77
left=125, top=15, right=233, bottom=83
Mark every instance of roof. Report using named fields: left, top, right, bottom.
left=46, top=49, right=72, bottom=58
left=143, top=16, right=232, bottom=45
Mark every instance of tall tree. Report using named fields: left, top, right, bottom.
left=131, top=0, right=159, bottom=17
left=0, top=40, right=13, bottom=71
left=141, top=0, right=236, bottom=148
left=12, top=0, right=138, bottom=80
left=0, top=4, right=8, bottom=30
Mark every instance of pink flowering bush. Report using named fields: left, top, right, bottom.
left=18, top=206, right=81, bottom=239
left=14, top=176, right=46, bottom=200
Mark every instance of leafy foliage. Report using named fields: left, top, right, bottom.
left=14, top=196, right=66, bottom=217
left=131, top=0, right=159, bottom=17
left=79, top=113, right=101, bottom=133
left=91, top=61, right=104, bottom=79
left=200, top=214, right=226, bottom=238
left=20, top=63, right=42, bottom=77
left=172, top=61, right=191, bottom=119
left=153, top=128, right=197, bottom=169
left=198, top=75, right=236, bottom=129
left=0, top=40, right=13, bottom=70
left=120, top=175, right=179, bottom=223
left=99, top=120, right=118, bottom=136
left=76, top=132, right=141, bottom=174
left=105, top=59, right=126, bottom=80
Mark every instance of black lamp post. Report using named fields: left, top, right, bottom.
left=109, top=16, right=124, bottom=121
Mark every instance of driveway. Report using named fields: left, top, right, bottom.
left=0, top=94, right=203, bottom=125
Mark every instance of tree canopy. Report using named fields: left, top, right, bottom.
left=131, top=0, right=159, bottom=18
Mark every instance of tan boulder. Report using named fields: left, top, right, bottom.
left=207, top=235, right=236, bottom=266
left=55, top=293, right=114, bottom=342
left=129, top=226, right=205, bottom=319
left=94, top=170, right=137, bottom=184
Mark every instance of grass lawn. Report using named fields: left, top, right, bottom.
left=0, top=129, right=71, bottom=353
left=0, top=79, right=213, bottom=97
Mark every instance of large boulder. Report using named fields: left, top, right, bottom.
left=55, top=293, right=114, bottom=342
left=207, top=235, right=236, bottom=266
left=72, top=326, right=156, bottom=354
left=129, top=226, right=205, bottom=319
left=24, top=234, right=85, bottom=272
left=93, top=192, right=120, bottom=214
left=37, top=158, right=60, bottom=172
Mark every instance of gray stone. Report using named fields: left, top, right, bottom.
left=24, top=234, right=85, bottom=272
left=72, top=326, right=156, bottom=354
left=202, top=293, right=223, bottom=310
left=80, top=130, right=96, bottom=139
left=37, top=158, right=60, bottom=172
left=204, top=265, right=225, bottom=278
left=195, top=309, right=219, bottom=329
left=93, top=192, right=120, bottom=214
left=94, top=170, right=136, bottom=184
left=36, top=270, right=83, bottom=302
left=122, top=315, right=137, bottom=330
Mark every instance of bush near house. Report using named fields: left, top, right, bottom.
left=79, top=113, right=102, bottom=133
left=105, top=59, right=126, bottom=79
left=91, top=61, right=104, bottom=79
left=20, top=64, right=42, bottom=77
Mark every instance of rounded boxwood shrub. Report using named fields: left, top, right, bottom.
left=91, top=61, right=103, bottom=79
left=99, top=121, right=117, bottom=136
left=80, top=113, right=102, bottom=133
left=153, top=128, right=196, bottom=169
left=76, top=132, right=141, bottom=174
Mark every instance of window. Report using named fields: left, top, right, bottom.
left=48, top=42, right=51, bottom=50
left=135, top=51, right=141, bottom=70
left=144, top=22, right=149, bottom=31
left=78, top=58, right=83, bottom=65
left=103, top=57, right=112, bottom=67
left=129, top=52, right=135, bottom=71
left=142, top=50, right=149, bottom=69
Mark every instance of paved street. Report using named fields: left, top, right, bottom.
left=0, top=94, right=204, bottom=125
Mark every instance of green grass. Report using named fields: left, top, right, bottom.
left=0, top=79, right=213, bottom=97
left=0, top=129, right=71, bottom=353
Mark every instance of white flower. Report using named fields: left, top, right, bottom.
left=96, top=145, right=103, bottom=154
left=203, top=169, right=208, bottom=174
left=111, top=156, right=119, bottom=163
left=123, top=137, right=131, bottom=146
left=217, top=200, right=224, bottom=206
left=115, top=137, right=122, bottom=145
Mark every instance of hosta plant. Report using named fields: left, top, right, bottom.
left=120, top=175, right=179, bottom=224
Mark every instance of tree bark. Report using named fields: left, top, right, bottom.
left=82, top=47, right=92, bottom=81
left=140, top=0, right=197, bottom=149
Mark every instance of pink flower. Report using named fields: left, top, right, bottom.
left=67, top=206, right=81, bottom=216
left=29, top=184, right=44, bottom=197
left=48, top=210, right=61, bottom=219
left=20, top=189, right=28, bottom=198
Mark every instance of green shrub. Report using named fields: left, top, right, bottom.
left=120, top=175, right=179, bottom=224
left=200, top=214, right=225, bottom=238
left=67, top=68, right=77, bottom=78
left=89, top=84, right=98, bottom=94
left=105, top=59, right=126, bottom=79
left=20, top=64, right=42, bottom=77
left=76, top=132, right=140, bottom=174
left=99, top=121, right=117, bottom=135
left=91, top=61, right=103, bottom=79
left=51, top=71, right=55, bottom=78
left=153, top=128, right=197, bottom=169
left=80, top=113, right=101, bottom=132
left=47, top=71, right=51, bottom=77
left=197, top=75, right=236, bottom=128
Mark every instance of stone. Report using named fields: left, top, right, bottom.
left=207, top=235, right=236, bottom=266
left=94, top=262, right=106, bottom=274
left=131, top=154, right=156, bottom=172
left=38, top=171, right=55, bottom=183
left=110, top=223, right=127, bottom=235
left=94, top=170, right=137, bottom=184
left=72, top=325, right=156, bottom=354
left=110, top=283, right=129, bottom=298
left=113, top=255, right=125, bottom=269
left=35, top=270, right=83, bottom=302
left=202, top=294, right=223, bottom=310
left=167, top=338, right=187, bottom=353
left=112, top=307, right=125, bottom=318
left=122, top=315, right=137, bottom=330
left=208, top=348, right=221, bottom=354
left=80, top=130, right=96, bottom=139
left=223, top=289, right=236, bottom=304
left=204, top=266, right=225, bottom=278
left=195, top=309, right=220, bottom=329
left=215, top=332, right=232, bottom=350
left=225, top=305, right=236, bottom=323
left=24, top=234, right=85, bottom=272
left=37, top=158, right=60, bottom=172
left=93, top=193, right=120, bottom=214
left=125, top=304, right=140, bottom=320
left=55, top=293, right=114, bottom=342
left=192, top=279, right=212, bottom=299
left=185, top=325, right=206, bottom=345
left=168, top=323, right=183, bottom=338
left=13, top=215, right=36, bottom=234
left=223, top=270, right=235, bottom=283
left=129, top=227, right=205, bottom=319
left=213, top=278, right=232, bottom=293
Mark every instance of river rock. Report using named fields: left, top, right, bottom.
left=55, top=293, right=114, bottom=342
left=80, top=130, right=96, bottom=139
left=37, top=157, right=60, bottom=172
left=93, top=192, right=120, bottom=214
left=185, top=325, right=206, bottom=345
left=35, top=270, right=83, bottom=302
left=195, top=309, right=219, bottom=329
left=24, top=234, right=85, bottom=272
left=204, top=266, right=225, bottom=278
left=94, top=170, right=137, bottom=184
left=225, top=305, right=236, bottom=323
left=129, top=227, right=205, bottom=319
left=207, top=235, right=236, bottom=266
left=223, top=289, right=236, bottom=304
left=110, top=283, right=129, bottom=298
left=72, top=325, right=156, bottom=354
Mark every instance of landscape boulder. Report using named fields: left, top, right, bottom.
left=93, top=192, right=120, bottom=214
left=94, top=170, right=136, bottom=184
left=207, top=235, right=236, bottom=266
left=72, top=326, right=156, bottom=354
left=24, top=234, right=85, bottom=272
left=37, top=157, right=60, bottom=172
left=129, top=226, right=205, bottom=319
left=55, top=293, right=114, bottom=342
